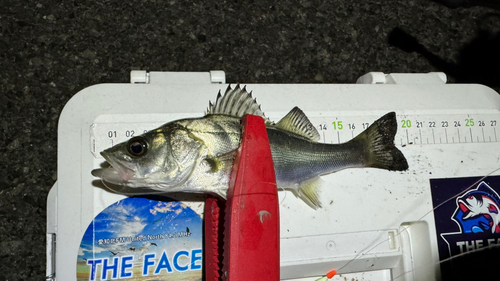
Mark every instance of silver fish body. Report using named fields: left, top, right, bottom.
left=92, top=86, right=408, bottom=209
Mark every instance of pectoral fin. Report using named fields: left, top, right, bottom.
left=205, top=151, right=236, bottom=173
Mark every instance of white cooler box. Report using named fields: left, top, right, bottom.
left=47, top=71, right=500, bottom=281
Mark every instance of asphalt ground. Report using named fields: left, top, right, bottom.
left=1, top=0, right=499, bottom=280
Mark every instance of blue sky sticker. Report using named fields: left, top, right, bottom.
left=77, top=197, right=202, bottom=281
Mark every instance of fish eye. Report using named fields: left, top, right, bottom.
left=127, top=137, right=148, bottom=157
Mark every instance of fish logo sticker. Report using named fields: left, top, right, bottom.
left=430, top=176, right=500, bottom=281
left=454, top=182, right=500, bottom=234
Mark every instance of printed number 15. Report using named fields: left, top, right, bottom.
left=332, top=121, right=343, bottom=130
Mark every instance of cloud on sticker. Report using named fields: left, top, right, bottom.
left=78, top=247, right=86, bottom=256
left=112, top=202, right=132, bottom=216
left=118, top=215, right=147, bottom=237
left=150, top=201, right=186, bottom=215
left=95, top=202, right=147, bottom=237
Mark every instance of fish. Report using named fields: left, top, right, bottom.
left=457, top=182, right=500, bottom=233
left=91, top=85, right=408, bottom=209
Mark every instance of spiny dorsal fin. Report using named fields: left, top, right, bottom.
left=206, top=84, right=270, bottom=122
left=275, top=107, right=320, bottom=141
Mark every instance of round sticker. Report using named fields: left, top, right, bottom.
left=77, top=197, right=203, bottom=280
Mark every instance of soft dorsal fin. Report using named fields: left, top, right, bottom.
left=275, top=107, right=320, bottom=141
left=206, top=85, right=269, bottom=122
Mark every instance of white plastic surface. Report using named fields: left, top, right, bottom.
left=397, top=222, right=435, bottom=281
left=49, top=71, right=500, bottom=281
left=356, top=72, right=386, bottom=84
left=129, top=70, right=149, bottom=84
left=385, top=73, right=446, bottom=84
left=357, top=72, right=447, bottom=84
left=210, top=70, right=226, bottom=83
left=46, top=182, right=57, bottom=280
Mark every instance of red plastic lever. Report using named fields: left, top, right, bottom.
left=222, top=114, right=280, bottom=280
left=204, top=197, right=224, bottom=281
left=204, top=115, right=280, bottom=280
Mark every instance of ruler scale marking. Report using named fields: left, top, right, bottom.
left=91, top=114, right=500, bottom=155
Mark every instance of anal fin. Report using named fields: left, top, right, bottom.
left=292, top=177, right=323, bottom=209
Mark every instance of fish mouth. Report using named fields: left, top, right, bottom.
left=94, top=151, right=137, bottom=184
left=459, top=202, right=470, bottom=212
left=458, top=200, right=472, bottom=219
left=91, top=168, right=167, bottom=195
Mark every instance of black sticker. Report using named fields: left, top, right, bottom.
left=431, top=176, right=500, bottom=280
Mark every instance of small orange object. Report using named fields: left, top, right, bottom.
left=327, top=270, right=337, bottom=279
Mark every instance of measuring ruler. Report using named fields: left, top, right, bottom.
left=315, top=113, right=500, bottom=146
left=90, top=112, right=500, bottom=158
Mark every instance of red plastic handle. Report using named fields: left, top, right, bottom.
left=204, top=114, right=280, bottom=281
left=222, top=114, right=280, bottom=281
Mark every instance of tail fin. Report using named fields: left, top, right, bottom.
left=354, top=112, right=408, bottom=171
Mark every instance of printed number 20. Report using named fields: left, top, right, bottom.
left=401, top=120, right=411, bottom=128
